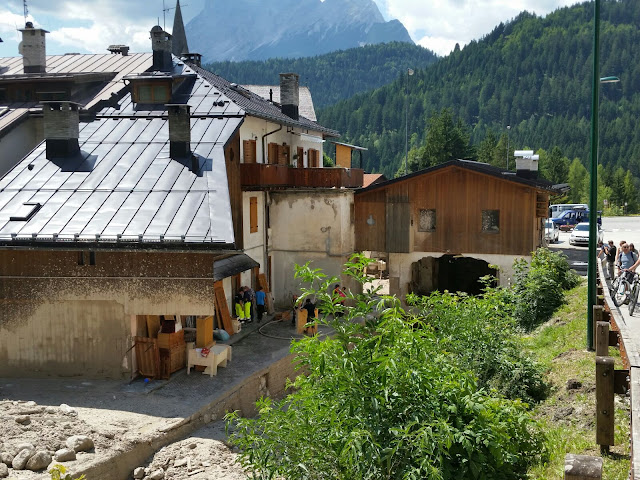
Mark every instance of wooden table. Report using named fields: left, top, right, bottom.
left=187, top=344, right=232, bottom=377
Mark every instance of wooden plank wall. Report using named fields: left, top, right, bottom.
left=355, top=166, right=540, bottom=256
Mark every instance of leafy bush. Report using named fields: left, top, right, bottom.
left=407, top=287, right=548, bottom=405
left=512, top=248, right=579, bottom=331
left=226, top=255, right=546, bottom=480
left=49, top=465, right=85, bottom=480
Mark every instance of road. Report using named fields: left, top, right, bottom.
left=549, top=216, right=640, bottom=276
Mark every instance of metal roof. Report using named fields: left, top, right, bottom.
left=242, top=85, right=317, bottom=121
left=0, top=115, right=240, bottom=246
left=189, top=64, right=339, bottom=137
left=213, top=254, right=259, bottom=282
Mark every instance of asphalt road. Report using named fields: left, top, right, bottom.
left=549, top=216, right=640, bottom=276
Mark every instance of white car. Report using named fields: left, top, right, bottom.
left=570, top=222, right=604, bottom=246
left=544, top=219, right=559, bottom=243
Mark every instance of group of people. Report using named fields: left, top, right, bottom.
left=599, top=239, right=639, bottom=281
left=234, top=285, right=267, bottom=324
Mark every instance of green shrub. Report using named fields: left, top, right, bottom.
left=407, top=287, right=548, bottom=405
left=512, top=248, right=579, bottom=331
left=227, top=255, right=546, bottom=480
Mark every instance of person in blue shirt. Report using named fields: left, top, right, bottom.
left=256, top=286, right=266, bottom=323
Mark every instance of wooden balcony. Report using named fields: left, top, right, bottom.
left=240, top=164, right=364, bottom=189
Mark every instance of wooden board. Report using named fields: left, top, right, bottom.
left=258, top=273, right=274, bottom=314
left=146, top=315, right=161, bottom=338
left=134, top=336, right=160, bottom=379
left=214, top=281, right=234, bottom=335
left=196, top=316, right=214, bottom=348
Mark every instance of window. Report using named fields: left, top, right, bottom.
left=308, top=149, right=320, bottom=168
left=418, top=209, right=436, bottom=232
left=134, top=83, right=170, bottom=104
left=243, top=139, right=257, bottom=163
left=482, top=210, right=500, bottom=233
left=250, top=196, right=258, bottom=233
left=138, top=85, right=153, bottom=102
left=278, top=144, right=290, bottom=165
left=268, top=143, right=279, bottom=164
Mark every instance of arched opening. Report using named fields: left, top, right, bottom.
left=410, top=255, right=497, bottom=296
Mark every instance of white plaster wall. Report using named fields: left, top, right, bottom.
left=0, top=117, right=42, bottom=178
left=239, top=116, right=324, bottom=166
left=388, top=251, right=530, bottom=298
left=268, top=190, right=355, bottom=306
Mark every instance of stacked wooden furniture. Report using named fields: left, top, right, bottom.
left=157, top=330, right=186, bottom=379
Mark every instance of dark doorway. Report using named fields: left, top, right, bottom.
left=410, top=255, right=497, bottom=296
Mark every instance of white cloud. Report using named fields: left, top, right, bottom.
left=379, top=0, right=580, bottom=56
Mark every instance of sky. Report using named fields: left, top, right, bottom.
left=0, top=0, right=583, bottom=59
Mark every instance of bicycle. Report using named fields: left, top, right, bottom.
left=629, top=272, right=640, bottom=315
left=610, top=270, right=636, bottom=307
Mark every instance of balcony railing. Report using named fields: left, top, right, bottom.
left=240, top=164, right=364, bottom=189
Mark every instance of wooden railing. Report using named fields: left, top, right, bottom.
left=240, top=164, right=364, bottom=189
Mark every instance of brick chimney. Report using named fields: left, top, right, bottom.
left=168, top=104, right=198, bottom=170
left=43, top=102, right=80, bottom=158
left=279, top=73, right=299, bottom=120
left=150, top=25, right=173, bottom=72
left=19, top=22, right=48, bottom=74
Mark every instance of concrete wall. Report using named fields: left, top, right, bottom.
left=387, top=251, right=530, bottom=298
left=0, top=249, right=218, bottom=378
left=239, top=116, right=324, bottom=167
left=0, top=116, right=42, bottom=178
left=268, top=190, right=355, bottom=307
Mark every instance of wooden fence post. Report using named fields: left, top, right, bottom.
left=564, top=454, right=603, bottom=479
left=593, top=305, right=604, bottom=351
left=595, top=356, right=615, bottom=450
left=595, top=321, right=609, bottom=356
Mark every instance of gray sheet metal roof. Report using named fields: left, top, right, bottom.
left=0, top=53, right=153, bottom=108
left=243, top=85, right=317, bottom=121
left=189, top=64, right=338, bottom=137
left=213, top=254, right=260, bottom=282
left=0, top=115, right=240, bottom=246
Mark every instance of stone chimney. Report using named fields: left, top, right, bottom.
left=181, top=53, right=202, bottom=67
left=514, top=150, right=539, bottom=180
left=279, top=73, right=299, bottom=120
left=150, top=26, right=173, bottom=72
left=19, top=22, right=48, bottom=74
left=43, top=102, right=80, bottom=159
left=168, top=104, right=197, bottom=170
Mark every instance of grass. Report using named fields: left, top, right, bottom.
left=525, top=278, right=630, bottom=479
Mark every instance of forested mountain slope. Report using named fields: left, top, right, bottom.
left=204, top=43, right=438, bottom=109
left=318, top=0, right=640, bottom=178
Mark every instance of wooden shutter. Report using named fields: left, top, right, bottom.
left=309, top=149, right=319, bottom=168
left=243, top=139, right=256, bottom=163
left=297, top=147, right=304, bottom=168
left=249, top=196, right=258, bottom=233
left=268, top=143, right=278, bottom=164
left=277, top=144, right=290, bottom=165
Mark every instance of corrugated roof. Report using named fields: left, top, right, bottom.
left=242, top=85, right=317, bottom=121
left=0, top=115, right=240, bottom=246
left=189, top=64, right=339, bottom=137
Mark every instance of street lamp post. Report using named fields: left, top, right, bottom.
left=506, top=125, right=511, bottom=170
left=405, top=68, right=414, bottom=175
left=587, top=0, right=620, bottom=349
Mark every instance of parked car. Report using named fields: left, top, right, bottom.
left=544, top=219, right=560, bottom=243
left=569, top=222, right=604, bottom=246
left=552, top=208, right=602, bottom=231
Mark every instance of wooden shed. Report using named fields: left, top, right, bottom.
left=354, top=160, right=559, bottom=296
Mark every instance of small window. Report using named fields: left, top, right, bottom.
left=249, top=197, right=258, bottom=233
left=418, top=209, right=436, bottom=232
left=89, top=251, right=96, bottom=266
left=482, top=210, right=500, bottom=233
left=152, top=85, right=169, bottom=103
left=9, top=203, right=41, bottom=221
left=77, top=251, right=85, bottom=266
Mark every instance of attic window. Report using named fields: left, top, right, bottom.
left=481, top=210, right=500, bottom=233
left=10, top=203, right=41, bottom=221
left=133, top=83, right=170, bottom=104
